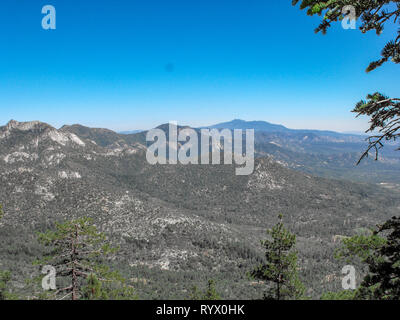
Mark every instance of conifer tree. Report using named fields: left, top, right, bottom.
left=36, top=217, right=136, bottom=300
left=321, top=231, right=386, bottom=299
left=292, top=0, right=400, bottom=162
left=356, top=216, right=400, bottom=299
left=334, top=231, right=387, bottom=266
left=80, top=273, right=137, bottom=300
left=189, top=279, right=221, bottom=300
left=203, top=279, right=221, bottom=300
left=328, top=219, right=400, bottom=299
left=250, top=215, right=305, bottom=300
left=294, top=2, right=400, bottom=301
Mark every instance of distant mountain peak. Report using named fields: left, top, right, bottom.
left=61, top=124, right=117, bottom=136
left=5, top=119, right=51, bottom=132
left=1, top=119, right=86, bottom=148
left=206, top=119, right=288, bottom=132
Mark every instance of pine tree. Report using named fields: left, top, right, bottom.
left=321, top=231, right=386, bottom=299
left=81, top=273, right=137, bottom=300
left=330, top=218, right=400, bottom=299
left=357, top=217, right=400, bottom=299
left=36, top=217, right=136, bottom=300
left=334, top=231, right=386, bottom=266
left=203, top=280, right=221, bottom=300
left=188, top=279, right=221, bottom=300
left=250, top=215, right=305, bottom=300
left=81, top=273, right=104, bottom=300
left=293, top=2, right=400, bottom=301
left=292, top=0, right=400, bottom=162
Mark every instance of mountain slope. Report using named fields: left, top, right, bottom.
left=62, top=120, right=400, bottom=184
left=1, top=120, right=400, bottom=298
left=61, top=123, right=145, bottom=148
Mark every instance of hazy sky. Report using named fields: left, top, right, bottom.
left=0, top=0, right=398, bottom=132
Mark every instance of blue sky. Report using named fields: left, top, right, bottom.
left=0, top=0, right=398, bottom=131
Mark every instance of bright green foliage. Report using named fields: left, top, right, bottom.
left=292, top=0, right=400, bottom=162
left=356, top=216, right=400, bottom=300
left=82, top=274, right=104, bottom=300
left=320, top=290, right=357, bottom=300
left=81, top=273, right=137, bottom=300
left=203, top=280, right=221, bottom=300
left=0, top=271, right=18, bottom=300
left=335, top=232, right=386, bottom=265
left=0, top=270, right=12, bottom=300
left=188, top=279, right=221, bottom=300
left=321, top=231, right=386, bottom=300
left=250, top=215, right=305, bottom=300
left=36, top=217, right=135, bottom=300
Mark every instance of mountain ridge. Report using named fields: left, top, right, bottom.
left=0, top=119, right=400, bottom=298
left=2, top=119, right=400, bottom=184
left=206, top=119, right=364, bottom=137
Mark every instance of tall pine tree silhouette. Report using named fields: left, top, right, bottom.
left=250, top=214, right=305, bottom=300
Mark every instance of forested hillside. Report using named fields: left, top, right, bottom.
left=1, top=120, right=399, bottom=299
